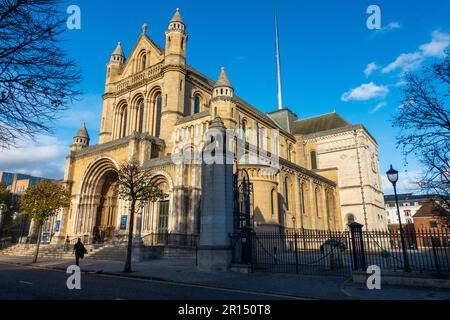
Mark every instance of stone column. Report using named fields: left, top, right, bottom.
left=197, top=117, right=234, bottom=272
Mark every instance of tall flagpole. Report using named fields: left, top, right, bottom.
left=275, top=13, right=283, bottom=110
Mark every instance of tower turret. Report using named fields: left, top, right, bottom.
left=105, top=42, right=125, bottom=91
left=210, top=67, right=236, bottom=129
left=213, top=67, right=234, bottom=99
left=71, top=123, right=90, bottom=152
left=165, top=8, right=188, bottom=65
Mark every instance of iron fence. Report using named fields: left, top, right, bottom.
left=232, top=227, right=450, bottom=277
left=363, top=228, right=450, bottom=275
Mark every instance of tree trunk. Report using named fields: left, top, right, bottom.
left=123, top=200, right=135, bottom=273
left=32, top=224, right=42, bottom=264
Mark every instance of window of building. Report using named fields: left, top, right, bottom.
left=387, top=219, right=391, bottom=224
left=271, top=189, right=276, bottom=216
left=315, top=188, right=320, bottom=217
left=194, top=95, right=200, bottom=114
left=137, top=101, right=144, bottom=133
left=310, top=151, right=317, bottom=170
left=154, top=94, right=162, bottom=137
left=120, top=107, right=128, bottom=138
left=347, top=214, right=355, bottom=225
left=284, top=177, right=289, bottom=211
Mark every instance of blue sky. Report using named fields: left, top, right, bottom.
left=0, top=0, right=449, bottom=194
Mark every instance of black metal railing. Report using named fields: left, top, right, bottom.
left=141, top=232, right=199, bottom=248
left=363, top=228, right=450, bottom=275
left=233, top=227, right=450, bottom=277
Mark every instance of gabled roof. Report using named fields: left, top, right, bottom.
left=294, top=112, right=351, bottom=135
left=413, top=199, right=450, bottom=218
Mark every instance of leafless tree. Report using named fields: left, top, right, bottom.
left=394, top=53, right=450, bottom=205
left=0, top=0, right=81, bottom=148
left=117, top=160, right=167, bottom=273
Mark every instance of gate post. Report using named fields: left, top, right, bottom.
left=349, top=222, right=366, bottom=271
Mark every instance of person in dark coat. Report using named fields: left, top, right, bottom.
left=73, top=238, right=87, bottom=266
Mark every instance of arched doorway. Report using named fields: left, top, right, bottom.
left=77, top=158, right=119, bottom=243
left=93, top=170, right=118, bottom=243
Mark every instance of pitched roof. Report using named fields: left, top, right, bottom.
left=214, top=67, right=232, bottom=88
left=112, top=42, right=124, bottom=56
left=170, top=8, right=184, bottom=24
left=75, top=123, right=89, bottom=139
left=413, top=199, right=450, bottom=218
left=294, top=112, right=351, bottom=135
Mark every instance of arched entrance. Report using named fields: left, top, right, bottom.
left=93, top=170, right=118, bottom=243
left=76, top=157, right=120, bottom=243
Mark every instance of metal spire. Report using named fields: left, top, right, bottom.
left=275, top=13, right=283, bottom=110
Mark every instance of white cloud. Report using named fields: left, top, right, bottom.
left=382, top=30, right=450, bottom=74
left=382, top=170, right=421, bottom=195
left=341, top=82, right=389, bottom=102
left=382, top=21, right=401, bottom=32
left=370, top=102, right=387, bottom=114
left=0, top=135, right=68, bottom=179
left=419, top=30, right=450, bottom=58
left=364, top=62, right=379, bottom=77
left=381, top=52, right=424, bottom=74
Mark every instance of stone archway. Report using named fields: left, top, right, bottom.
left=93, top=170, right=118, bottom=243
left=75, top=157, right=119, bottom=243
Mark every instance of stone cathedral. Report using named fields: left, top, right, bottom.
left=52, top=9, right=387, bottom=245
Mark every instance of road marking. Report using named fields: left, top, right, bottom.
left=19, top=281, right=33, bottom=285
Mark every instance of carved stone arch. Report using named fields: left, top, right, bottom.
left=75, top=157, right=121, bottom=241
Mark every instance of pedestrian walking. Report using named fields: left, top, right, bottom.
left=73, top=238, right=87, bottom=266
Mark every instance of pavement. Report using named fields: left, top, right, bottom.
left=1, top=254, right=449, bottom=300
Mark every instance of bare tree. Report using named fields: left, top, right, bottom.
left=394, top=53, right=450, bottom=205
left=117, top=160, right=167, bottom=273
left=0, top=0, right=81, bottom=148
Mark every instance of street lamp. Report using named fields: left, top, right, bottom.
left=386, top=165, right=411, bottom=272
left=292, top=216, right=296, bottom=230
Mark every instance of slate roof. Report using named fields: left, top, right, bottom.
left=294, top=112, right=350, bottom=135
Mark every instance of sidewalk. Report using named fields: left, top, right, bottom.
left=1, top=254, right=449, bottom=300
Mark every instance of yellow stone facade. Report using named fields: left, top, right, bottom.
left=52, top=9, right=354, bottom=244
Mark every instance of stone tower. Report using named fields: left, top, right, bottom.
left=70, top=122, right=90, bottom=152
left=210, top=67, right=236, bottom=129
left=161, top=8, right=188, bottom=153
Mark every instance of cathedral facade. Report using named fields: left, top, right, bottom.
left=52, top=9, right=386, bottom=244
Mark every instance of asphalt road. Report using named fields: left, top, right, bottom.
left=0, top=263, right=301, bottom=300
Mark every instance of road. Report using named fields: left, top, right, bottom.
left=0, top=263, right=301, bottom=300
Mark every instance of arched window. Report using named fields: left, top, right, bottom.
left=284, top=177, right=290, bottom=211
left=299, top=182, right=305, bottom=214
left=347, top=214, right=355, bottom=225
left=241, top=119, right=247, bottom=143
left=194, top=95, right=200, bottom=114
left=315, top=187, right=320, bottom=217
left=311, top=151, right=317, bottom=170
left=154, top=94, right=162, bottom=137
left=271, top=189, right=276, bottom=216
left=141, top=54, right=146, bottom=71
left=120, top=107, right=128, bottom=138
left=137, top=100, right=144, bottom=133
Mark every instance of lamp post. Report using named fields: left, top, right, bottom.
left=386, top=165, right=411, bottom=272
left=292, top=216, right=296, bottom=231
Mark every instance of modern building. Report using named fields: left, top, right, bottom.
left=384, top=193, right=441, bottom=226
left=49, top=9, right=385, bottom=245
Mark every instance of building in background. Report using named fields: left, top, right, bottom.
left=0, top=171, right=46, bottom=210
left=384, top=193, right=441, bottom=226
